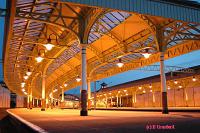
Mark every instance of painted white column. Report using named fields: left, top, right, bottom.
left=117, top=95, right=119, bottom=108
left=160, top=51, right=168, bottom=114
left=184, top=88, right=188, bottom=106
left=119, top=96, right=122, bottom=107
left=41, top=73, right=46, bottom=111
left=152, top=90, right=155, bottom=106
left=80, top=44, right=88, bottom=116
left=87, top=78, right=91, bottom=99
left=61, top=87, right=64, bottom=102
left=30, top=86, right=33, bottom=109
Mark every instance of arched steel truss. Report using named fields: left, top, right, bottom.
left=3, top=0, right=200, bottom=98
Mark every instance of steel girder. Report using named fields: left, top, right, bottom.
left=59, top=0, right=200, bottom=23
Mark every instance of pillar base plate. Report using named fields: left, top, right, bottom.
left=80, top=110, right=88, bottom=116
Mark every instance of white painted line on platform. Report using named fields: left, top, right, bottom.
left=6, top=109, right=48, bottom=133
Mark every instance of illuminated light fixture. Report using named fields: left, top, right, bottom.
left=124, top=90, right=127, bottom=92
left=109, top=92, right=111, bottom=95
left=26, top=71, right=32, bottom=76
left=126, top=93, right=128, bottom=96
left=60, top=86, right=63, bottom=88
left=174, top=80, right=178, bottom=84
left=167, top=86, right=171, bottom=90
left=178, top=85, right=182, bottom=88
left=149, top=84, right=152, bottom=88
left=21, top=82, right=25, bottom=88
left=150, top=89, right=152, bottom=92
left=116, top=58, right=124, bottom=68
left=64, top=83, right=68, bottom=87
left=53, top=89, right=58, bottom=93
left=35, top=56, right=44, bottom=63
left=24, top=92, right=27, bottom=95
left=76, top=76, right=81, bottom=82
left=22, top=88, right=25, bottom=92
left=24, top=75, right=28, bottom=80
left=138, top=86, right=142, bottom=90
left=142, top=49, right=151, bottom=59
left=118, top=91, right=120, bottom=93
left=44, top=33, right=56, bottom=51
left=26, top=69, right=32, bottom=76
left=143, top=90, right=146, bottom=93
left=44, top=43, right=54, bottom=51
left=192, top=76, right=197, bottom=82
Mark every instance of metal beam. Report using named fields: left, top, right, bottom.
left=60, top=0, right=200, bottom=23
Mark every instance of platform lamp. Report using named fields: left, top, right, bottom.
left=116, top=58, right=124, bottom=68
left=35, top=48, right=46, bottom=63
left=142, top=49, right=151, bottom=59
left=76, top=75, right=81, bottom=82
left=43, top=34, right=56, bottom=51
left=26, top=68, right=32, bottom=76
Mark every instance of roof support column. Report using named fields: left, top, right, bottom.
left=41, top=73, right=46, bottom=111
left=157, top=26, right=168, bottom=114
left=80, top=44, right=88, bottom=116
left=61, top=87, right=64, bottom=108
left=51, top=88, right=54, bottom=109
left=27, top=91, right=30, bottom=109
left=29, top=86, right=33, bottom=109
left=87, top=78, right=91, bottom=110
left=160, top=51, right=168, bottom=114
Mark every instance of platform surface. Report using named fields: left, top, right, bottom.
left=7, top=108, right=200, bottom=133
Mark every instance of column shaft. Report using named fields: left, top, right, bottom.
left=160, top=52, right=168, bottom=114
left=80, top=44, right=88, bottom=116
left=41, top=74, right=46, bottom=111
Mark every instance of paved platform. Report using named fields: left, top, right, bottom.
left=94, top=107, right=200, bottom=112
left=7, top=108, right=200, bottom=133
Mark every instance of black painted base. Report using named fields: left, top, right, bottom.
left=162, top=92, right=169, bottom=114
left=80, top=110, right=88, bottom=116
left=41, top=108, right=45, bottom=111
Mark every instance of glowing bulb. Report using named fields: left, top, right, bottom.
left=143, top=90, right=146, bottom=93
left=126, top=93, right=128, bottom=96
left=150, top=90, right=152, bottom=92
left=76, top=76, right=81, bottom=82
left=149, top=84, right=152, bottom=88
left=26, top=71, right=32, bottom=76
left=35, top=56, right=44, bottom=63
left=60, top=86, right=63, bottom=88
left=21, top=82, right=25, bottom=88
left=24, top=75, right=28, bottom=80
left=117, top=62, right=124, bottom=68
left=138, top=86, right=142, bottom=90
left=142, top=53, right=151, bottom=59
left=167, top=86, right=170, bottom=90
left=174, top=80, right=178, bottom=84
left=22, top=88, right=25, bottom=92
left=178, top=85, right=182, bottom=88
left=44, top=43, right=54, bottom=51
left=64, top=83, right=68, bottom=87
left=53, top=89, right=58, bottom=92
left=192, top=77, right=197, bottom=82
left=124, top=90, right=127, bottom=92
left=24, top=92, right=27, bottom=95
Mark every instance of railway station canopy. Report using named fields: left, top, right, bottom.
left=2, top=0, right=200, bottom=104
